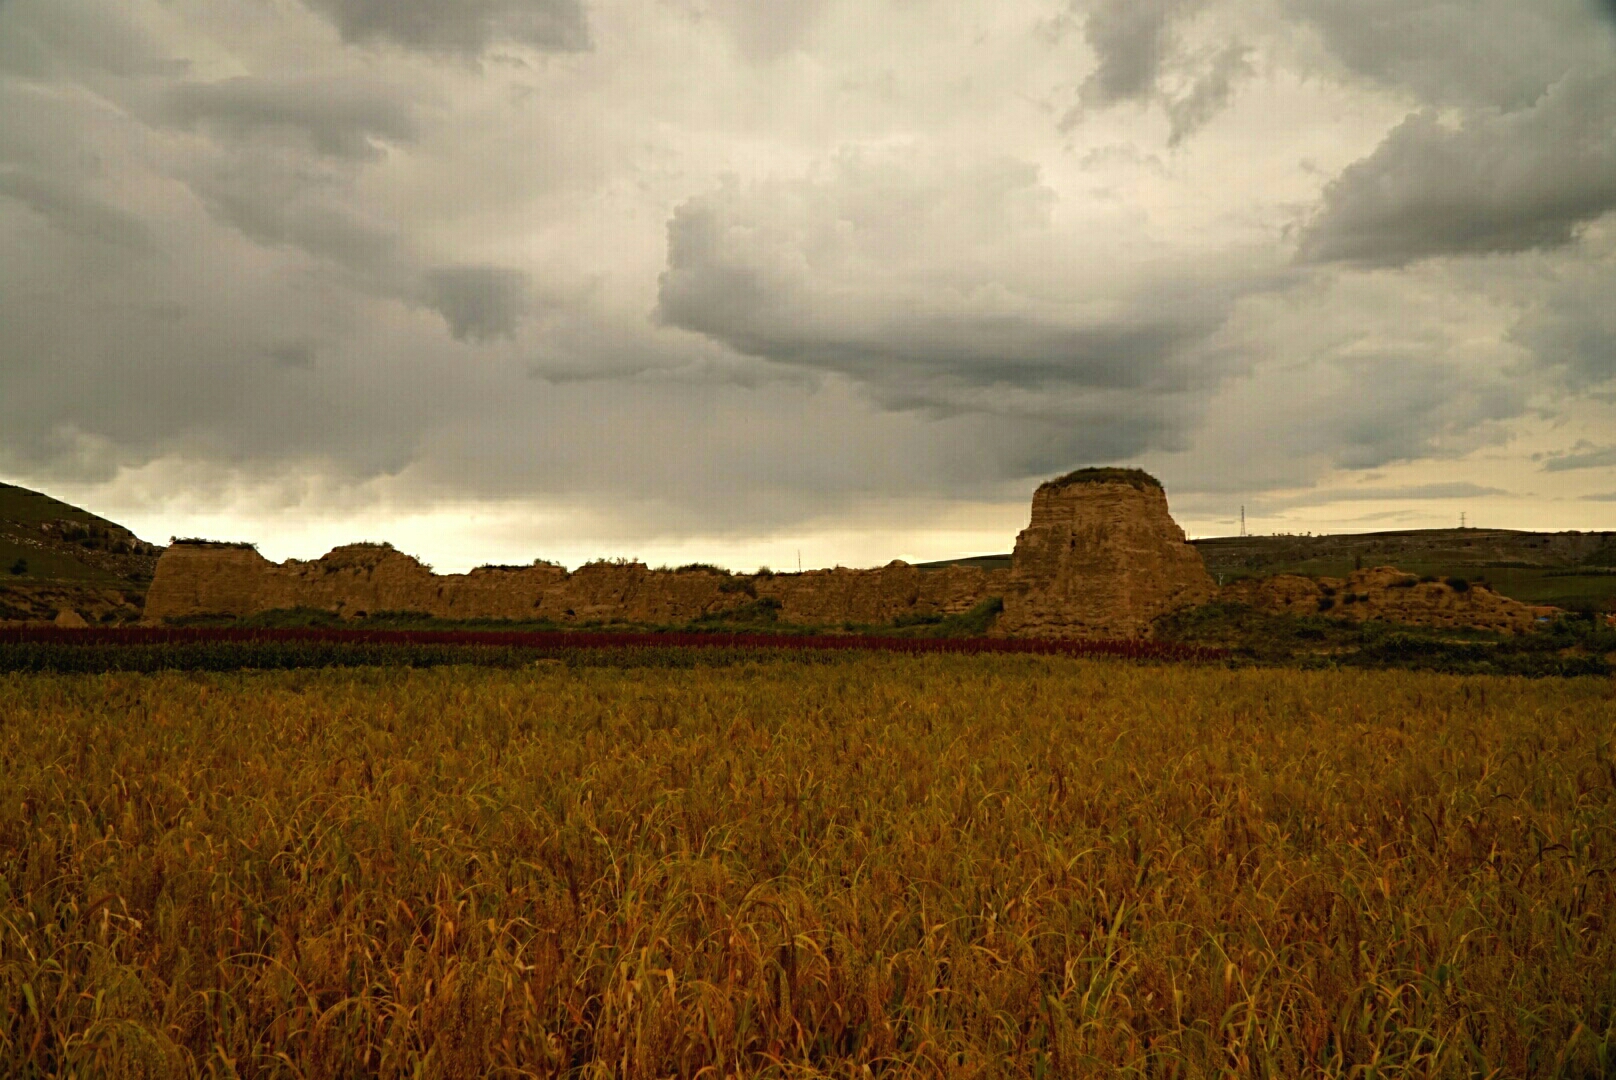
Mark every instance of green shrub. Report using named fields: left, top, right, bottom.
left=1042, top=466, right=1162, bottom=492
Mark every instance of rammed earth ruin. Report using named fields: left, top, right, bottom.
left=142, top=467, right=1547, bottom=638
left=143, top=469, right=1214, bottom=638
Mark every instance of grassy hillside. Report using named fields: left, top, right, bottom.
left=0, top=482, right=162, bottom=587
left=1193, top=528, right=1616, bottom=612
left=921, top=527, right=1616, bottom=612
left=0, top=482, right=164, bottom=622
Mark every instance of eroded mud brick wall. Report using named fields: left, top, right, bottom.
left=142, top=468, right=1220, bottom=638
left=142, top=544, right=1011, bottom=630
left=995, top=470, right=1216, bottom=640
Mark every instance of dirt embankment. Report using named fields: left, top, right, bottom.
left=141, top=543, right=1009, bottom=629
left=1223, top=566, right=1550, bottom=634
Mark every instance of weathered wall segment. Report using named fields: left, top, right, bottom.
left=995, top=470, right=1217, bottom=639
left=142, top=467, right=1217, bottom=638
left=142, top=543, right=1010, bottom=630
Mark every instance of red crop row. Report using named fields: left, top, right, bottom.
left=0, top=625, right=1226, bottom=662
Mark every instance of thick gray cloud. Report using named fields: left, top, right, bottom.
left=1080, top=0, right=1198, bottom=105
left=424, top=265, right=531, bottom=342
left=1164, top=43, right=1250, bottom=146
left=1293, top=0, right=1610, bottom=110
left=155, top=79, right=534, bottom=347
left=1062, top=0, right=1251, bottom=143
left=1510, top=259, right=1616, bottom=389
left=180, top=153, right=401, bottom=275
left=1297, top=356, right=1525, bottom=471
left=2, top=0, right=1616, bottom=563
left=1297, top=75, right=1616, bottom=266
left=1543, top=443, right=1616, bottom=471
left=300, top=0, right=588, bottom=55
left=0, top=0, right=189, bottom=80
left=658, top=205, right=1210, bottom=392
left=654, top=155, right=1256, bottom=467
left=165, top=77, right=418, bottom=160
left=0, top=168, right=155, bottom=252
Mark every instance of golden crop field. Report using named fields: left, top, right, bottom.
left=2, top=656, right=1613, bottom=1078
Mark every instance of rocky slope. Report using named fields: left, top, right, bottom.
left=1223, top=566, right=1549, bottom=634
left=994, top=469, right=1216, bottom=639
left=0, top=481, right=162, bottom=625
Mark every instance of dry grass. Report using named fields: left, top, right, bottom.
left=1, top=656, right=1613, bottom=1077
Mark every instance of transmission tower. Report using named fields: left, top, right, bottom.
left=1240, top=506, right=1246, bottom=537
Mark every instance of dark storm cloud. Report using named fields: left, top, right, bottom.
left=269, top=342, right=317, bottom=370
left=300, top=0, right=589, bottom=56
left=1164, top=43, right=1250, bottom=146
left=1292, top=0, right=1605, bottom=110
left=656, top=177, right=1231, bottom=405
left=1079, top=0, right=1198, bottom=105
left=1322, top=392, right=1522, bottom=470
left=165, top=77, right=418, bottom=161
left=159, top=81, right=536, bottom=347
left=0, top=0, right=188, bottom=80
left=424, top=265, right=532, bottom=342
left=658, top=254, right=1208, bottom=393
left=653, top=160, right=1262, bottom=470
left=4, top=0, right=1616, bottom=555
left=1510, top=264, right=1616, bottom=389
left=1297, top=75, right=1616, bottom=266
left=0, top=168, right=155, bottom=252
left=1062, top=0, right=1250, bottom=143
left=183, top=156, right=400, bottom=274
left=1289, top=355, right=1527, bottom=471
left=1544, top=444, right=1616, bottom=471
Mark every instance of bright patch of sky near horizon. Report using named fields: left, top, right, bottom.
left=2, top=0, right=1615, bottom=571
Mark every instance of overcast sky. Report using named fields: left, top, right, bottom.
left=3, top=0, right=1615, bottom=570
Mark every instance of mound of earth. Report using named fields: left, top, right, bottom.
left=1223, top=566, right=1549, bottom=634
left=994, top=469, right=1216, bottom=639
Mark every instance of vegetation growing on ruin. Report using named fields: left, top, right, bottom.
left=1041, top=466, right=1163, bottom=492
left=167, top=538, right=258, bottom=549
left=2, top=658, right=1612, bottom=1077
